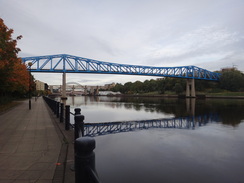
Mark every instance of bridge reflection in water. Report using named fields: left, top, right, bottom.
left=84, top=114, right=219, bottom=137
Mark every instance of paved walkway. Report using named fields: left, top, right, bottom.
left=0, top=98, right=64, bottom=183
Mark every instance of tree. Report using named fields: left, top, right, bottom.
left=111, top=83, right=124, bottom=93
left=219, top=68, right=244, bottom=92
left=124, top=82, right=133, bottom=94
left=143, top=80, right=151, bottom=93
left=156, top=78, right=166, bottom=94
left=132, top=81, right=143, bottom=93
left=174, top=83, right=184, bottom=94
left=0, top=18, right=29, bottom=99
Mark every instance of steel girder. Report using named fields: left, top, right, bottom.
left=21, top=54, right=221, bottom=81
left=83, top=114, right=219, bottom=137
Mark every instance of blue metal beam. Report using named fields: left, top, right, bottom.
left=21, top=54, right=221, bottom=81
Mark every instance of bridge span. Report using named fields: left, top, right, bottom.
left=21, top=54, right=221, bottom=97
left=83, top=114, right=219, bottom=137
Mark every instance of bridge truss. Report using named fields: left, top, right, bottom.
left=84, top=115, right=219, bottom=137
left=21, top=54, right=220, bottom=81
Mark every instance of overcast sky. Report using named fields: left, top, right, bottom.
left=1, top=0, right=244, bottom=85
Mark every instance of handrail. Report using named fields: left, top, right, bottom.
left=42, top=96, right=74, bottom=129
left=42, top=96, right=100, bottom=183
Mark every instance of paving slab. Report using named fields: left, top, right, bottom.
left=0, top=98, right=63, bottom=183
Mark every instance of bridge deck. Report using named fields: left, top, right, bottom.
left=22, top=54, right=221, bottom=81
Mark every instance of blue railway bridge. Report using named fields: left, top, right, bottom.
left=21, top=54, right=221, bottom=97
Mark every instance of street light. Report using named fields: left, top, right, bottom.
left=28, top=62, right=33, bottom=110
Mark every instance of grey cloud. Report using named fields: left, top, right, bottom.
left=1, top=0, right=244, bottom=84
left=145, top=25, right=244, bottom=68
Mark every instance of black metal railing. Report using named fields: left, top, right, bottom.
left=43, top=96, right=100, bottom=183
left=43, top=96, right=73, bottom=129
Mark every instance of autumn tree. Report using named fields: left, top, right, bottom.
left=0, top=18, right=30, bottom=101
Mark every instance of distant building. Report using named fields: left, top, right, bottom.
left=35, top=80, right=45, bottom=91
left=103, top=83, right=116, bottom=90
left=49, top=82, right=116, bottom=95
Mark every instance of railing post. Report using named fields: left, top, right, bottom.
left=60, top=103, right=64, bottom=123
left=74, top=114, right=85, bottom=139
left=65, top=105, right=70, bottom=131
left=75, top=137, right=99, bottom=183
left=74, top=108, right=81, bottom=115
left=53, top=101, right=57, bottom=114
left=56, top=102, right=60, bottom=118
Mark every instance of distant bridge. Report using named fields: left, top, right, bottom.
left=83, top=114, right=219, bottom=137
left=21, top=54, right=221, bottom=97
left=21, top=54, right=220, bottom=81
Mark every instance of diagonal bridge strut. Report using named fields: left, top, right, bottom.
left=21, top=54, right=221, bottom=97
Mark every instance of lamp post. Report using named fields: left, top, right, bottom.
left=28, top=62, right=33, bottom=110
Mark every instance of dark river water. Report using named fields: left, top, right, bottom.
left=65, top=96, right=244, bottom=183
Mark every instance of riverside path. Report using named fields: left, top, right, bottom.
left=0, top=98, right=64, bottom=183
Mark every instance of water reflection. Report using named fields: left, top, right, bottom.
left=84, top=114, right=219, bottom=137
left=63, top=96, right=244, bottom=183
left=66, top=96, right=244, bottom=127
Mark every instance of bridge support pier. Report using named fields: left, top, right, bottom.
left=186, top=79, right=196, bottom=98
left=61, top=72, right=67, bottom=100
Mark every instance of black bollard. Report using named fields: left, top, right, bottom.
left=60, top=103, right=64, bottom=123
left=29, top=98, right=31, bottom=110
left=65, top=105, right=70, bottom=131
left=53, top=101, right=57, bottom=114
left=56, top=102, right=60, bottom=118
left=74, top=114, right=85, bottom=139
left=75, top=137, right=99, bottom=183
left=74, top=108, right=81, bottom=115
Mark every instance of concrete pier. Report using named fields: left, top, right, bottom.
left=61, top=72, right=68, bottom=100
left=186, top=78, right=196, bottom=98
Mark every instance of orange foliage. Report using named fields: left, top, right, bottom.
left=0, top=18, right=30, bottom=95
left=8, top=59, right=30, bottom=92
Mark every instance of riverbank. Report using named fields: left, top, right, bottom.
left=205, top=95, right=244, bottom=99
left=103, top=93, right=244, bottom=99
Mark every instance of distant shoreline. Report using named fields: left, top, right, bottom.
left=48, top=93, right=244, bottom=99
left=105, top=94, right=244, bottom=99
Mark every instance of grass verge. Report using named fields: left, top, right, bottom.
left=0, top=101, right=22, bottom=114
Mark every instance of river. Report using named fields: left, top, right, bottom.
left=65, top=96, right=244, bottom=183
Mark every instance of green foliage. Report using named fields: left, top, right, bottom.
left=111, top=78, right=185, bottom=94
left=111, top=68, right=244, bottom=95
left=111, top=83, right=124, bottom=93
left=174, top=83, right=184, bottom=94
left=219, top=68, right=244, bottom=92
